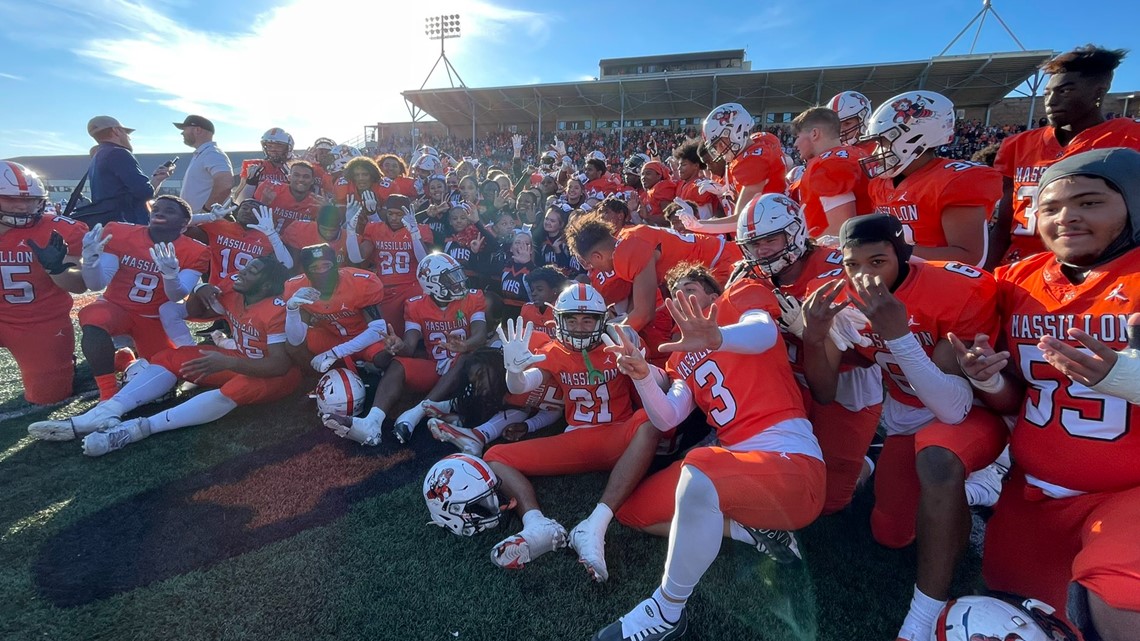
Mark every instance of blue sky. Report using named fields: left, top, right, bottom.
left=1, top=0, right=1137, bottom=159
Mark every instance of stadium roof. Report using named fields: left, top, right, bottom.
left=403, top=50, right=1054, bottom=128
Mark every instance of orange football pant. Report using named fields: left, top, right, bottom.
left=483, top=409, right=651, bottom=476
left=800, top=385, right=882, bottom=514
left=78, top=299, right=173, bottom=360
left=150, top=346, right=301, bottom=405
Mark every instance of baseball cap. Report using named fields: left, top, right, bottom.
left=87, top=116, right=134, bottom=136
left=173, top=115, right=215, bottom=133
left=839, top=212, right=914, bottom=264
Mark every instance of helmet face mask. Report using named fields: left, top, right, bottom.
left=417, top=253, right=468, bottom=303
left=424, top=454, right=505, bottom=537
left=736, top=193, right=807, bottom=277
left=702, top=103, right=753, bottom=163
left=0, top=162, right=47, bottom=229
left=552, top=283, right=608, bottom=351
left=829, top=91, right=873, bottom=145
left=261, top=128, right=294, bottom=164
left=860, top=91, right=955, bottom=179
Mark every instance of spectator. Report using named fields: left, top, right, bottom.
left=83, top=115, right=172, bottom=225
left=174, top=115, right=233, bottom=213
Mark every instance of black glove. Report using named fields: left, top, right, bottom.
left=27, top=230, right=73, bottom=275
left=246, top=163, right=263, bottom=186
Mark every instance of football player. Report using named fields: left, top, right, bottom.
left=733, top=193, right=883, bottom=515
left=801, top=213, right=1006, bottom=641
left=791, top=107, right=873, bottom=236
left=280, top=203, right=351, bottom=268
left=488, top=285, right=658, bottom=577
left=863, top=91, right=1001, bottom=267
left=582, top=158, right=616, bottom=202
left=346, top=194, right=433, bottom=334
left=0, top=162, right=89, bottom=405
left=827, top=90, right=875, bottom=155
left=702, top=102, right=787, bottom=213
left=959, top=148, right=1140, bottom=641
left=672, top=139, right=721, bottom=220
left=519, top=265, right=565, bottom=338
left=593, top=259, right=825, bottom=641
left=77, top=195, right=210, bottom=400
left=29, top=257, right=300, bottom=455
left=321, top=252, right=487, bottom=445
left=283, top=243, right=387, bottom=375
left=334, top=157, right=393, bottom=219
left=987, top=46, right=1140, bottom=267
left=235, top=128, right=294, bottom=201
left=638, top=161, right=677, bottom=226
left=252, top=160, right=326, bottom=232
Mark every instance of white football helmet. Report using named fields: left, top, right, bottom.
left=702, top=103, right=754, bottom=162
left=412, top=154, right=442, bottom=176
left=785, top=164, right=805, bottom=186
left=0, top=161, right=47, bottom=228
left=311, top=137, right=336, bottom=151
left=424, top=453, right=506, bottom=536
left=623, top=153, right=651, bottom=175
left=417, top=252, right=468, bottom=303
left=313, top=368, right=366, bottom=417
left=331, top=145, right=362, bottom=172
left=261, top=128, right=294, bottom=163
left=540, top=150, right=559, bottom=169
left=736, top=193, right=807, bottom=277
left=862, top=91, right=955, bottom=179
left=936, top=596, right=1078, bottom=641
left=586, top=150, right=607, bottom=163
left=553, top=283, right=608, bottom=350
left=828, top=91, right=873, bottom=145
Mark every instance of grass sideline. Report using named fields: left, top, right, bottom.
left=0, top=317, right=986, bottom=640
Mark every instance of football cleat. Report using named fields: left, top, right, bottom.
left=490, top=517, right=567, bottom=569
left=744, top=527, right=802, bottom=564
left=321, top=412, right=381, bottom=446
left=420, top=398, right=460, bottom=424
left=592, top=598, right=689, bottom=641
left=428, top=418, right=485, bottom=456
left=29, top=404, right=122, bottom=442
left=569, top=520, right=609, bottom=583
left=393, top=421, right=414, bottom=444
left=82, top=418, right=151, bottom=457
left=965, top=461, right=1008, bottom=508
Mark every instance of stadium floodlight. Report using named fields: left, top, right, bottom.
left=425, top=14, right=461, bottom=40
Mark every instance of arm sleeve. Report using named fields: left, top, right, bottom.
left=83, top=252, right=119, bottom=290
left=524, top=408, right=562, bottom=432
left=632, top=374, right=696, bottom=432
left=345, top=224, right=365, bottom=264
left=506, top=368, right=544, bottom=395
left=160, top=268, right=201, bottom=302
left=285, top=307, right=308, bottom=346
left=884, top=333, right=974, bottom=424
left=718, top=310, right=779, bottom=354
left=331, top=319, right=388, bottom=358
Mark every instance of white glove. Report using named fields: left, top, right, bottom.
left=310, top=350, right=338, bottom=373
left=551, top=137, right=566, bottom=157
left=149, top=242, right=180, bottom=279
left=250, top=205, right=278, bottom=237
left=286, top=286, right=321, bottom=310
left=829, top=306, right=873, bottom=352
left=511, top=134, right=523, bottom=154
left=671, top=197, right=701, bottom=229
left=401, top=206, right=421, bottom=239
left=361, top=190, right=377, bottom=214
left=208, top=199, right=236, bottom=221
left=695, top=179, right=728, bottom=197
left=561, top=155, right=574, bottom=171
left=774, top=289, right=805, bottom=338
left=496, top=317, right=546, bottom=374
left=210, top=330, right=238, bottom=350
left=345, top=200, right=363, bottom=234
left=81, top=223, right=112, bottom=267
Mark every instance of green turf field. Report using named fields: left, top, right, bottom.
left=0, top=314, right=987, bottom=641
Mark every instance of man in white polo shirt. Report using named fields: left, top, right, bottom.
left=175, top=115, right=233, bottom=212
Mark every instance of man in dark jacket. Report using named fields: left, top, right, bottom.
left=85, top=116, right=173, bottom=224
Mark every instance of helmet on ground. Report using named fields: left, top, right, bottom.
left=424, top=453, right=506, bottom=536
left=313, top=368, right=366, bottom=417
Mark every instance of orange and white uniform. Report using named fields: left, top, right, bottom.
left=520, top=302, right=555, bottom=338
left=333, top=177, right=393, bottom=209
left=983, top=248, right=1140, bottom=617
left=642, top=179, right=677, bottom=222
left=283, top=268, right=386, bottom=362
left=993, top=118, right=1140, bottom=264
left=241, top=159, right=288, bottom=186
left=583, top=177, right=615, bottom=202
left=0, top=215, right=87, bottom=404
left=78, top=222, right=210, bottom=359
left=676, top=179, right=720, bottom=216
left=253, top=182, right=325, bottom=232
left=198, top=219, right=274, bottom=285
left=799, top=145, right=873, bottom=237
left=400, top=291, right=486, bottom=389
left=362, top=220, right=433, bottom=333
left=617, top=279, right=825, bottom=531
left=280, top=223, right=350, bottom=266
left=727, top=131, right=786, bottom=195
left=150, top=277, right=300, bottom=405
left=868, top=158, right=1001, bottom=263
left=612, top=224, right=741, bottom=287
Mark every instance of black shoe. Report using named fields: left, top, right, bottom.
left=744, top=527, right=802, bottom=564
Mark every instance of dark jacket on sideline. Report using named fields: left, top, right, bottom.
left=88, top=141, right=154, bottom=224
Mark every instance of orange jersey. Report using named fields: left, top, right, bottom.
left=642, top=179, right=677, bottom=222
left=993, top=118, right=1140, bottom=263
left=769, top=246, right=847, bottom=377
left=584, top=177, right=615, bottom=202
left=0, top=215, right=87, bottom=324
left=520, top=302, right=556, bottom=337
left=333, top=177, right=393, bottom=207
left=996, top=248, right=1140, bottom=494
left=199, top=219, right=275, bottom=285
left=666, top=278, right=805, bottom=446
left=215, top=278, right=287, bottom=359
left=534, top=338, right=635, bottom=429
left=388, top=176, right=419, bottom=200
left=310, top=164, right=339, bottom=196
left=800, top=145, right=872, bottom=236
left=102, top=223, right=210, bottom=316
left=280, top=222, right=350, bottom=266
left=253, top=182, right=325, bottom=231
left=404, top=291, right=486, bottom=364
left=283, top=268, right=384, bottom=338
left=612, top=225, right=733, bottom=283
left=868, top=159, right=1001, bottom=253
left=362, top=222, right=433, bottom=288
left=675, top=179, right=719, bottom=210
left=241, top=159, right=288, bottom=185
left=823, top=261, right=999, bottom=408
left=728, top=132, right=786, bottom=195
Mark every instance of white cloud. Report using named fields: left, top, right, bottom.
left=4, top=130, right=89, bottom=156
left=65, top=0, right=548, bottom=151
left=0, top=72, right=24, bottom=81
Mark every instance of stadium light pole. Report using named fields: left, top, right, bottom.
left=406, top=15, right=470, bottom=156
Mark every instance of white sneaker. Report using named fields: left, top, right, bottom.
left=29, top=404, right=121, bottom=441
left=965, top=462, right=1007, bottom=508
left=82, top=418, right=151, bottom=457
left=428, top=418, right=485, bottom=456
left=593, top=597, right=688, bottom=641
left=420, top=398, right=459, bottom=423
left=490, top=517, right=567, bottom=569
left=569, top=520, right=609, bottom=583
left=322, top=412, right=381, bottom=446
